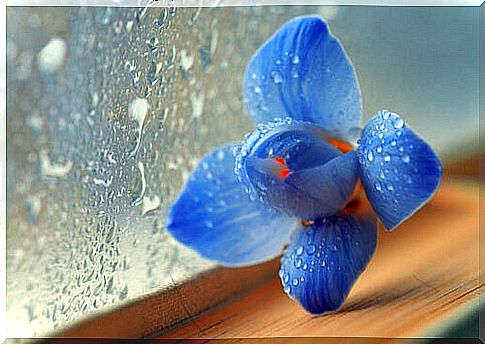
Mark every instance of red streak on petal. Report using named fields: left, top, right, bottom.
left=273, top=157, right=292, bottom=179
left=274, top=157, right=286, bottom=166
left=280, top=168, right=292, bottom=179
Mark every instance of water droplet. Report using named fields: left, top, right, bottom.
left=393, top=117, right=404, bottom=129
left=306, top=244, right=316, bottom=255
left=292, top=54, right=300, bottom=64
left=217, top=150, right=225, bottom=160
left=386, top=182, right=394, bottom=191
left=38, top=38, right=66, bottom=73
left=284, top=285, right=291, bottom=294
left=374, top=181, right=382, bottom=192
left=384, top=154, right=391, bottom=162
left=376, top=146, right=383, bottom=153
left=367, top=150, right=374, bottom=162
left=330, top=244, right=337, bottom=252
left=401, top=155, right=410, bottom=163
left=283, top=273, right=289, bottom=283
left=204, top=220, right=214, bottom=228
left=320, top=260, right=326, bottom=267
left=271, top=70, right=283, bottom=84
left=130, top=162, right=146, bottom=206
left=381, top=110, right=390, bottom=120
left=391, top=140, right=397, bottom=146
left=254, top=86, right=261, bottom=94
left=294, top=258, right=303, bottom=268
left=302, top=263, right=308, bottom=270
left=296, top=246, right=304, bottom=256
left=292, top=278, right=299, bottom=286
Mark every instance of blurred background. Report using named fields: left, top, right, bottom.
left=6, top=5, right=479, bottom=338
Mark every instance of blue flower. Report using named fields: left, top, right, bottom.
left=167, top=16, right=442, bottom=315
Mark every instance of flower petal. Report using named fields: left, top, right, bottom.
left=357, top=110, right=442, bottom=230
left=285, top=151, right=359, bottom=218
left=167, top=145, right=299, bottom=267
left=234, top=118, right=345, bottom=219
left=280, top=206, right=377, bottom=315
left=244, top=16, right=362, bottom=140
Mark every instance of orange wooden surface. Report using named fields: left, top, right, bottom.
left=160, top=179, right=481, bottom=340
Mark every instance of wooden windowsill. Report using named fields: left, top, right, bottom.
left=49, top=176, right=481, bottom=340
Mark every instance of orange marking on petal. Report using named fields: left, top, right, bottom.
left=325, top=137, right=353, bottom=153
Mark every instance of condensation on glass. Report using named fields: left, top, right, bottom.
left=6, top=5, right=478, bottom=338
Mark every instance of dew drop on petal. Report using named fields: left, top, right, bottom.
left=216, top=150, right=225, bottom=160
left=386, top=182, right=394, bottom=191
left=374, top=181, right=382, bottom=192
left=393, top=117, right=404, bottom=129
left=401, top=154, right=410, bottom=163
left=381, top=110, right=390, bottom=120
left=384, top=154, right=391, bottom=162
left=271, top=70, right=283, bottom=84
left=367, top=150, right=374, bottom=162
left=296, top=246, right=304, bottom=256
left=306, top=244, right=316, bottom=255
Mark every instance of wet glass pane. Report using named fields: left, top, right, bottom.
left=6, top=5, right=478, bottom=338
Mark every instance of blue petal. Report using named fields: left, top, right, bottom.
left=244, top=16, right=362, bottom=140
left=286, top=151, right=359, bottom=216
left=234, top=119, right=348, bottom=219
left=167, top=145, right=299, bottom=267
left=280, top=207, right=377, bottom=315
left=357, top=110, right=442, bottom=230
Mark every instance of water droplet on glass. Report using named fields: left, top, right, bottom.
left=38, top=37, right=66, bottom=73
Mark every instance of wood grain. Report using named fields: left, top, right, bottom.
left=159, top=179, right=482, bottom=340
